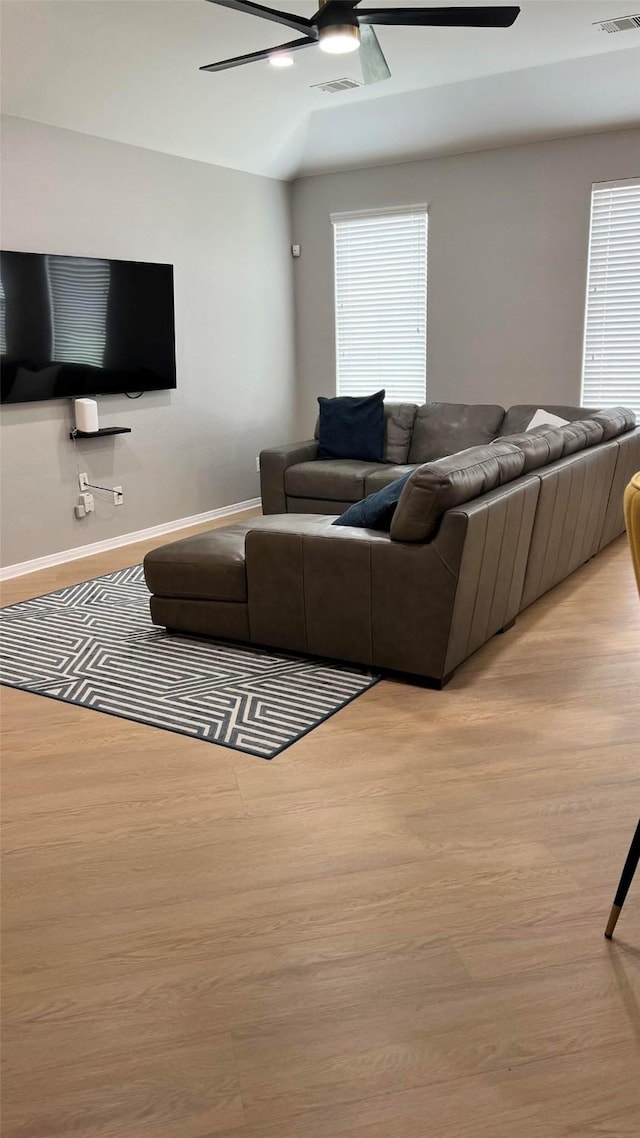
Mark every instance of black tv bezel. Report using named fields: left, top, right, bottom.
left=0, top=249, right=177, bottom=405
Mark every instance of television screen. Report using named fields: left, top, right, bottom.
left=0, top=251, right=176, bottom=404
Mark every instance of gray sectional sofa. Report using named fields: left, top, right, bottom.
left=144, top=403, right=640, bottom=687
left=259, top=402, right=600, bottom=515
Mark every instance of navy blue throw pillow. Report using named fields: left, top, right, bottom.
left=318, top=390, right=385, bottom=462
left=333, top=472, right=412, bottom=531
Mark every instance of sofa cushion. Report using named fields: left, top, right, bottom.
left=143, top=521, right=254, bottom=602
left=390, top=442, right=526, bottom=543
left=285, top=459, right=383, bottom=502
left=559, top=422, right=590, bottom=456
left=498, top=404, right=595, bottom=435
left=384, top=403, right=419, bottom=463
left=559, top=424, right=587, bottom=456
left=572, top=418, right=605, bottom=446
left=365, top=465, right=418, bottom=495
left=317, top=390, right=385, bottom=461
left=286, top=496, right=347, bottom=514
left=333, top=473, right=412, bottom=531
left=408, top=403, right=505, bottom=464
left=495, top=426, right=566, bottom=473
left=589, top=406, right=637, bottom=440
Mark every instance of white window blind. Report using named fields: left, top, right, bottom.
left=581, top=179, right=640, bottom=415
left=46, top=255, right=111, bottom=368
left=333, top=207, right=427, bottom=403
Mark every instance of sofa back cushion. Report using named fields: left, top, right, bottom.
left=407, top=403, right=505, bottom=464
left=589, top=406, right=636, bottom=440
left=384, top=403, right=419, bottom=463
left=499, top=417, right=608, bottom=471
left=496, top=425, right=566, bottom=472
left=498, top=404, right=596, bottom=436
left=559, top=419, right=604, bottom=456
left=390, top=442, right=526, bottom=543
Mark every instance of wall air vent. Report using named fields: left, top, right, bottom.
left=311, top=77, right=363, bottom=93
left=593, top=12, right=640, bottom=31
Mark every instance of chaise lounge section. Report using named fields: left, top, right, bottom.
left=144, top=405, right=639, bottom=687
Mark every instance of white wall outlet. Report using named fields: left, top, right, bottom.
left=79, top=472, right=89, bottom=491
left=113, top=486, right=124, bottom=506
left=255, top=457, right=260, bottom=473
left=79, top=492, right=94, bottom=513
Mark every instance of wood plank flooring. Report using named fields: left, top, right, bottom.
left=2, top=519, right=639, bottom=1138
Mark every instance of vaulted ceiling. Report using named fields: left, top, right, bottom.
left=1, top=0, right=639, bottom=179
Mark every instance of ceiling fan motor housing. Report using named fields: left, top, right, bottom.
left=317, top=0, right=359, bottom=26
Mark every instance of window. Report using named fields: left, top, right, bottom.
left=581, top=179, right=640, bottom=415
left=332, top=207, right=427, bottom=403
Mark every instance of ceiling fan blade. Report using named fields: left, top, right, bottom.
left=206, top=0, right=314, bottom=37
left=200, top=35, right=315, bottom=72
left=357, top=6, right=520, bottom=27
left=311, top=1, right=363, bottom=21
left=360, top=25, right=391, bottom=85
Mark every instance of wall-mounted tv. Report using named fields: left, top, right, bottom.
left=0, top=251, right=176, bottom=405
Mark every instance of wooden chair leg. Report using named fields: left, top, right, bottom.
left=605, top=819, right=640, bottom=940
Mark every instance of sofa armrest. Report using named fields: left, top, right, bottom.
left=259, top=440, right=319, bottom=514
left=433, top=477, right=540, bottom=674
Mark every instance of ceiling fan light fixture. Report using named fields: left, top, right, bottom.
left=201, top=3, right=522, bottom=77
left=318, top=24, right=361, bottom=54
left=268, top=53, right=294, bottom=67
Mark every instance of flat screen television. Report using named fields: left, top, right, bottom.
left=0, top=250, right=176, bottom=404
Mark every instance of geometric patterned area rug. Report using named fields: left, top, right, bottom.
left=0, top=565, right=379, bottom=759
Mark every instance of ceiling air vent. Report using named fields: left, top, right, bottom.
left=311, top=77, right=363, bottom=93
left=593, top=12, right=640, bottom=32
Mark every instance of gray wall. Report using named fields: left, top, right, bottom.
left=291, top=128, right=640, bottom=432
left=0, top=116, right=296, bottom=568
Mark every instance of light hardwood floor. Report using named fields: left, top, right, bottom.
left=2, top=519, right=639, bottom=1138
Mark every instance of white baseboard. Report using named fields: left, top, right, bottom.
left=0, top=499, right=261, bottom=582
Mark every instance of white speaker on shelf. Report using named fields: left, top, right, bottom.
left=74, top=398, right=99, bottom=434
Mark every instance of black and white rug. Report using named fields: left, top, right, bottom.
left=0, top=565, right=379, bottom=758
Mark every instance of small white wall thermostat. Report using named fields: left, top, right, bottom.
left=291, top=244, right=301, bottom=259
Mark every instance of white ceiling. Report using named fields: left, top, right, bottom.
left=1, top=0, right=639, bottom=179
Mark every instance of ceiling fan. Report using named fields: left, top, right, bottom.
left=200, top=2, right=521, bottom=85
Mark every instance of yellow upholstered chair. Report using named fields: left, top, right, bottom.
left=624, top=471, right=640, bottom=597
left=604, top=473, right=640, bottom=940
